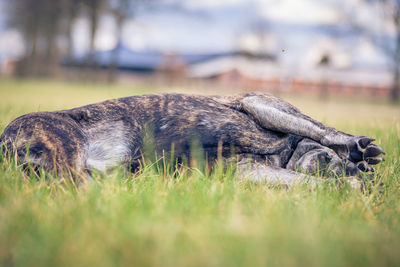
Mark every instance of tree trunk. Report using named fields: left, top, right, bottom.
left=24, top=28, right=38, bottom=77
left=391, top=65, right=400, bottom=102
left=44, top=30, right=59, bottom=77
left=108, top=15, right=124, bottom=83
left=88, top=0, right=100, bottom=68
left=86, top=0, right=101, bottom=81
left=66, top=13, right=75, bottom=61
left=391, top=10, right=400, bottom=103
left=88, top=9, right=98, bottom=65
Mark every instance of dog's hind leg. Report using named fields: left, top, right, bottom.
left=239, top=92, right=385, bottom=172
left=237, top=159, right=315, bottom=186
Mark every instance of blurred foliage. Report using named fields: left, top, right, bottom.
left=4, top=0, right=400, bottom=101
left=6, top=0, right=151, bottom=79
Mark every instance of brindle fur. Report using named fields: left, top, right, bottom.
left=0, top=92, right=385, bottom=185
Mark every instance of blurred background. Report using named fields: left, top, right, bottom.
left=0, top=0, right=399, bottom=102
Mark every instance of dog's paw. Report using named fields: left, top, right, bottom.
left=347, top=136, right=385, bottom=172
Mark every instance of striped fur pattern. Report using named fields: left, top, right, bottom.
left=0, top=92, right=385, bottom=185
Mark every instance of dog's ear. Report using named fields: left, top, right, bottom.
left=66, top=110, right=88, bottom=123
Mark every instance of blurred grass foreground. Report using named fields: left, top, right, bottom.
left=0, top=79, right=400, bottom=266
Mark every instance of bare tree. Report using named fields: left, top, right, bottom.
left=353, top=0, right=400, bottom=102
left=8, top=0, right=42, bottom=76
left=250, top=19, right=270, bottom=53
left=7, top=0, right=155, bottom=80
left=62, top=0, right=83, bottom=61
left=81, top=0, right=106, bottom=69
left=315, top=0, right=400, bottom=102
left=379, top=0, right=400, bottom=102
left=107, top=0, right=132, bottom=82
left=41, top=0, right=64, bottom=76
left=7, top=0, right=64, bottom=77
left=107, top=0, right=154, bottom=83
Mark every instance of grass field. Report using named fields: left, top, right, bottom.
left=0, top=79, right=399, bottom=266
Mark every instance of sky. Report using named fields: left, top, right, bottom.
left=0, top=0, right=393, bottom=69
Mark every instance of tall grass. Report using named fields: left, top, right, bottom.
left=0, top=79, right=399, bottom=266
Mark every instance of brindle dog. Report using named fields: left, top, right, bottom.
left=0, top=92, right=385, bottom=185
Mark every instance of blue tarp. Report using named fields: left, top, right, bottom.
left=66, top=45, right=262, bottom=72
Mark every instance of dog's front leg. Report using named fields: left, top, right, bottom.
left=239, top=92, right=385, bottom=173
left=237, top=158, right=317, bottom=187
left=237, top=159, right=363, bottom=189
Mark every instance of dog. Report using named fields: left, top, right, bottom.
left=0, top=92, right=385, bottom=185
